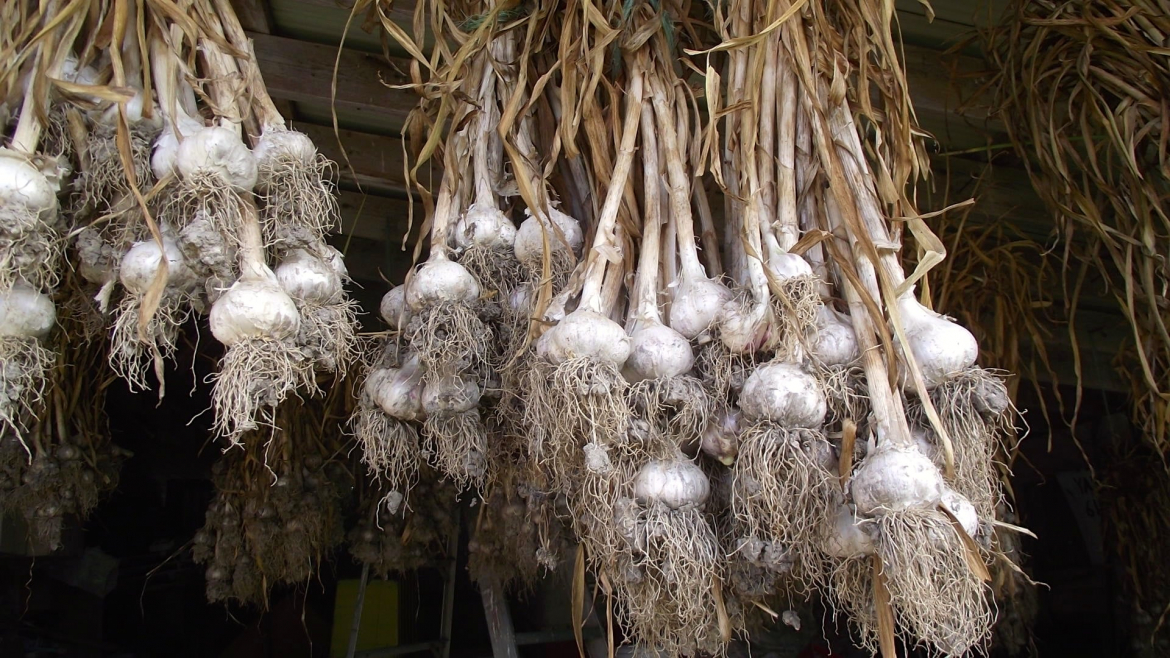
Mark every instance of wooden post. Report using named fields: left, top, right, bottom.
left=480, top=577, right=519, bottom=658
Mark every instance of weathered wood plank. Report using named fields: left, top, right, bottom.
left=296, top=122, right=442, bottom=195
left=249, top=31, right=415, bottom=128
left=268, top=0, right=430, bottom=56
left=336, top=190, right=416, bottom=243
left=231, top=0, right=277, bottom=33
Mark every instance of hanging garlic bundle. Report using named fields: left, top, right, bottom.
left=410, top=138, right=492, bottom=487
left=215, top=0, right=358, bottom=377
left=468, top=475, right=569, bottom=591
left=625, top=102, right=710, bottom=452
left=451, top=26, right=519, bottom=301
left=897, top=284, right=1011, bottom=522
left=0, top=8, right=75, bottom=445
left=361, top=0, right=1025, bottom=651
left=0, top=271, right=128, bottom=552
left=684, top=7, right=839, bottom=603
left=349, top=467, right=460, bottom=577
left=350, top=23, right=508, bottom=498
left=758, top=3, right=1013, bottom=652
left=83, top=23, right=203, bottom=395
left=76, top=0, right=360, bottom=441
left=194, top=414, right=349, bottom=606
left=71, top=1, right=161, bottom=222
left=522, top=54, right=642, bottom=520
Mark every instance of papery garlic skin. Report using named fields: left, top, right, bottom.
left=209, top=278, right=300, bottom=346
left=276, top=249, right=342, bottom=304
left=536, top=309, right=631, bottom=366
left=405, top=256, right=480, bottom=310
left=633, top=459, right=710, bottom=511
left=850, top=444, right=945, bottom=516
left=0, top=283, right=55, bottom=340
left=738, top=362, right=827, bottom=429
left=513, top=206, right=583, bottom=266
left=896, top=294, right=978, bottom=389
left=624, top=321, right=694, bottom=382
left=175, top=125, right=259, bottom=191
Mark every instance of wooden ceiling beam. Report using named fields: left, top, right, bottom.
left=248, top=31, right=415, bottom=128
left=295, top=123, right=442, bottom=196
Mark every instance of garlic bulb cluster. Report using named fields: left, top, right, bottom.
left=347, top=1, right=1021, bottom=653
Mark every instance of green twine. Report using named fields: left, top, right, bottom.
left=460, top=5, right=532, bottom=32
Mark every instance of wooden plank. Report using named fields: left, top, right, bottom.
left=269, top=0, right=430, bottom=56
left=480, top=579, right=519, bottom=658
left=266, top=1, right=1001, bottom=148
left=336, top=190, right=416, bottom=243
left=296, top=122, right=443, bottom=195
left=230, top=0, right=276, bottom=33
left=283, top=0, right=416, bottom=33
left=902, top=43, right=1003, bottom=151
left=248, top=31, right=415, bottom=129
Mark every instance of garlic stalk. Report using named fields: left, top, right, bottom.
left=624, top=104, right=711, bottom=451
left=648, top=75, right=731, bottom=343
left=453, top=38, right=518, bottom=293
left=207, top=197, right=310, bottom=444
left=213, top=0, right=339, bottom=251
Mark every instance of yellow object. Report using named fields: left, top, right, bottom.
left=330, top=579, right=399, bottom=657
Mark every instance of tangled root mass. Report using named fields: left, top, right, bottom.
left=209, top=338, right=315, bottom=444
left=730, top=422, right=836, bottom=589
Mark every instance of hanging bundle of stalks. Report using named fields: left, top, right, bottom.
left=193, top=394, right=351, bottom=606
left=0, top=272, right=127, bottom=552
left=906, top=174, right=1050, bottom=654
left=1, top=0, right=358, bottom=446
left=0, top=2, right=76, bottom=449
left=987, top=1, right=1170, bottom=460
left=354, top=0, right=1027, bottom=651
left=349, top=466, right=460, bottom=578
left=467, top=470, right=573, bottom=593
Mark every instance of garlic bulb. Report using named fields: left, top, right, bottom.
left=119, top=235, right=197, bottom=294
left=738, top=362, right=827, bottom=428
left=253, top=127, right=318, bottom=174
left=811, top=306, right=859, bottom=366
left=0, top=283, right=55, bottom=340
left=765, top=251, right=813, bottom=281
left=405, top=255, right=480, bottom=310
left=624, top=321, right=694, bottom=382
left=941, top=487, right=979, bottom=538
left=276, top=249, right=342, bottom=304
left=536, top=309, right=631, bottom=366
left=454, top=202, right=517, bottom=251
left=633, top=459, right=710, bottom=511
left=321, top=245, right=349, bottom=281
left=850, top=443, right=945, bottom=515
left=151, top=114, right=205, bottom=181
left=824, top=504, right=874, bottom=559
left=0, top=148, right=58, bottom=217
left=209, top=276, right=300, bottom=346
left=896, top=293, right=978, bottom=389
left=513, top=206, right=583, bottom=265
left=175, top=125, right=259, bottom=191
left=668, top=275, right=733, bottom=340
left=366, top=357, right=425, bottom=421
left=507, top=285, right=532, bottom=315
left=716, top=297, right=768, bottom=354
left=379, top=285, right=410, bottom=329
left=700, top=408, right=740, bottom=465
